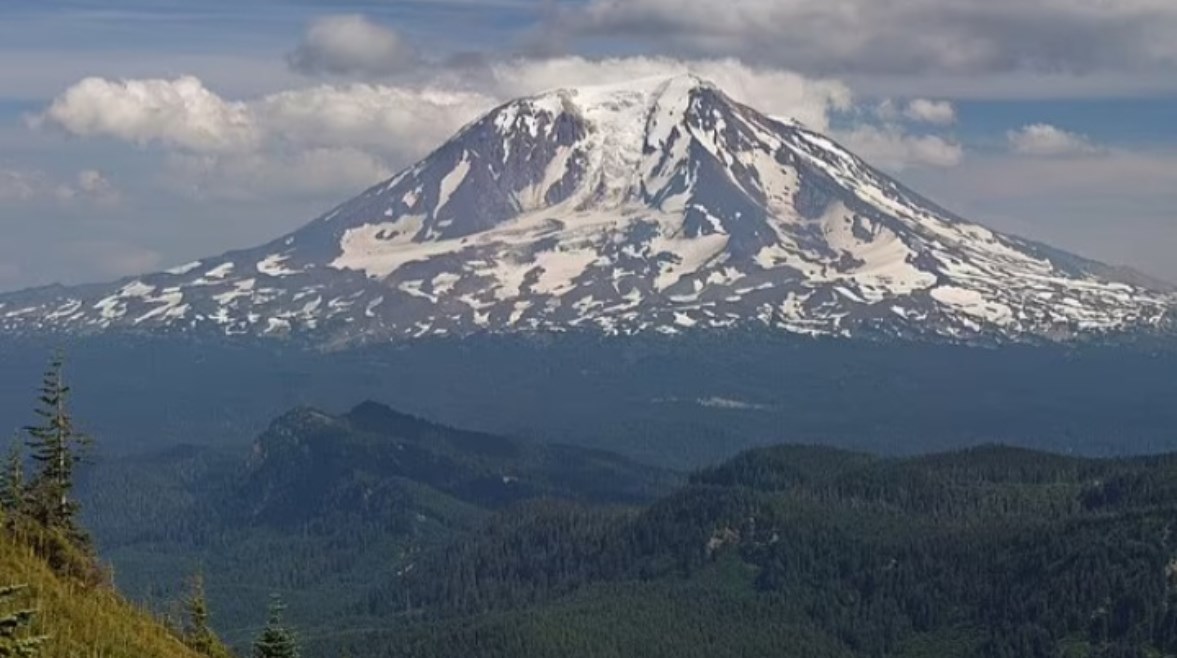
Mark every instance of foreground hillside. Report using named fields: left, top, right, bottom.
left=0, top=531, right=202, bottom=657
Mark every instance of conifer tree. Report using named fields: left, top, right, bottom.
left=0, top=442, right=27, bottom=519
left=252, top=596, right=299, bottom=658
left=0, top=584, right=46, bottom=657
left=182, top=573, right=233, bottom=658
left=22, top=353, right=90, bottom=547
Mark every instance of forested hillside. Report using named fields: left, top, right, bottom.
left=5, top=353, right=1169, bottom=657
left=346, top=445, right=1177, bottom=657
left=78, top=401, right=677, bottom=648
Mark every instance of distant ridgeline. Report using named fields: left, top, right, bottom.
left=77, top=399, right=1177, bottom=657
left=7, top=333, right=1177, bottom=469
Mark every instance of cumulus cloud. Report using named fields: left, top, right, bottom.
left=875, top=98, right=957, bottom=125
left=482, top=56, right=852, bottom=132
left=33, top=53, right=972, bottom=195
left=35, top=57, right=856, bottom=198
left=549, top=0, right=1177, bottom=77
left=253, top=84, right=497, bottom=156
left=1007, top=123, right=1101, bottom=157
left=837, top=126, right=964, bottom=170
left=903, top=99, right=957, bottom=125
left=0, top=170, right=54, bottom=202
left=0, top=168, right=120, bottom=205
left=36, top=76, right=257, bottom=152
left=287, top=14, right=418, bottom=77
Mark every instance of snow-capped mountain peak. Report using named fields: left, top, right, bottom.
left=1, top=75, right=1171, bottom=346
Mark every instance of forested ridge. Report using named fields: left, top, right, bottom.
left=356, top=446, right=1177, bottom=657
left=5, top=352, right=1177, bottom=657
left=76, top=420, right=1177, bottom=657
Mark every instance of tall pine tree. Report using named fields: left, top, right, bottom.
left=181, top=573, right=232, bottom=658
left=22, top=353, right=90, bottom=548
left=252, top=596, right=299, bottom=658
left=0, top=442, right=27, bottom=520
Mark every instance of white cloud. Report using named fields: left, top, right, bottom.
left=253, top=84, right=497, bottom=158
left=1007, top=123, right=1100, bottom=157
left=36, top=76, right=257, bottom=152
left=874, top=98, right=957, bottom=125
left=0, top=168, right=120, bottom=205
left=77, top=170, right=118, bottom=199
left=287, top=14, right=418, bottom=77
left=903, top=99, right=957, bottom=125
left=481, top=56, right=852, bottom=132
left=0, top=170, right=52, bottom=202
left=837, top=126, right=964, bottom=170
left=551, top=0, right=1177, bottom=77
left=34, top=58, right=854, bottom=199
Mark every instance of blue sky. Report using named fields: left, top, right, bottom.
left=2, top=0, right=1177, bottom=289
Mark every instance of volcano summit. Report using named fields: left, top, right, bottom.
left=2, top=75, right=1171, bottom=346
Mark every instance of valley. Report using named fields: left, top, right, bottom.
left=70, top=406, right=1177, bottom=657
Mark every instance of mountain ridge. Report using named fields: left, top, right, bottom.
left=1, top=74, right=1172, bottom=346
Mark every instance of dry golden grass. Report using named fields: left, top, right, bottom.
left=0, top=533, right=205, bottom=658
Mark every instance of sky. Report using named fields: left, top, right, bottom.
left=2, top=0, right=1177, bottom=290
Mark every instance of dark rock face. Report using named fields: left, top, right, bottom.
left=0, top=75, right=1171, bottom=346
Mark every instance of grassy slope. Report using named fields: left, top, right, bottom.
left=0, top=534, right=202, bottom=658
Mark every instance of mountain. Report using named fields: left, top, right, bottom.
left=80, top=401, right=676, bottom=648
left=240, top=400, right=676, bottom=521
left=1, top=75, right=1171, bottom=346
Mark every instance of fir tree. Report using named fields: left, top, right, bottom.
left=182, top=573, right=232, bottom=658
left=22, top=353, right=90, bottom=546
left=252, top=596, right=299, bottom=658
left=0, top=584, right=46, bottom=657
left=0, top=442, right=27, bottom=518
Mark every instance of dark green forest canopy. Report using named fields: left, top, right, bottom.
left=362, top=445, right=1177, bottom=657
left=77, top=416, right=1177, bottom=657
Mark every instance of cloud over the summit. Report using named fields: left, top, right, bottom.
left=33, top=57, right=867, bottom=198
